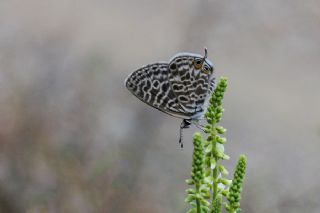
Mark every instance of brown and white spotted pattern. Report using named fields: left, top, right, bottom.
left=125, top=52, right=215, bottom=120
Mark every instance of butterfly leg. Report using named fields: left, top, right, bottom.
left=179, top=119, right=192, bottom=148
left=193, top=121, right=205, bottom=132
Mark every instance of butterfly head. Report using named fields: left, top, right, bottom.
left=169, top=48, right=215, bottom=81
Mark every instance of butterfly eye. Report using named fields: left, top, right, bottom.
left=194, top=58, right=203, bottom=69
left=202, top=65, right=210, bottom=74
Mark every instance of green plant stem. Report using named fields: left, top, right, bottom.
left=212, top=163, right=218, bottom=202
left=195, top=183, right=201, bottom=213
left=211, top=120, right=218, bottom=207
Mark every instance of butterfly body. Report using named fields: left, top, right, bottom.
left=125, top=49, right=215, bottom=146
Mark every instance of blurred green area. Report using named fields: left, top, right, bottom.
left=0, top=0, right=320, bottom=212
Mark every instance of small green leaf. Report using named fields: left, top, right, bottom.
left=204, top=169, right=211, bottom=177
left=210, top=159, right=216, bottom=169
left=187, top=208, right=196, bottom=213
left=204, top=176, right=214, bottom=185
left=221, top=178, right=232, bottom=186
left=203, top=192, right=210, bottom=199
left=185, top=194, right=196, bottom=203
left=186, top=179, right=194, bottom=185
left=222, top=190, right=229, bottom=197
left=218, top=153, right=230, bottom=160
left=219, top=165, right=229, bottom=176
left=205, top=143, right=212, bottom=153
left=216, top=143, right=225, bottom=153
left=190, top=202, right=197, bottom=207
left=225, top=203, right=231, bottom=211
left=217, top=182, right=226, bottom=191
left=186, top=188, right=196, bottom=194
left=216, top=136, right=226, bottom=144
left=201, top=205, right=210, bottom=212
left=200, top=185, right=209, bottom=192
left=216, top=126, right=227, bottom=134
left=200, top=198, right=210, bottom=206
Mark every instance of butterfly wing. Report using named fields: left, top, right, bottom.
left=125, top=63, right=191, bottom=119
left=168, top=53, right=215, bottom=119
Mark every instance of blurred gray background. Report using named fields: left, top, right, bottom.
left=0, top=0, right=319, bottom=212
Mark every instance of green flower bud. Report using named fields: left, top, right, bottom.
left=201, top=205, right=210, bottom=212
left=186, top=179, right=194, bottom=185
left=187, top=208, right=196, bottom=213
left=186, top=188, right=196, bottom=194
left=185, top=194, right=196, bottom=203
left=205, top=143, right=213, bottom=153
left=210, top=159, right=216, bottom=169
left=212, top=195, right=222, bottom=213
left=185, top=133, right=211, bottom=210
left=216, top=136, right=226, bottom=144
left=226, top=155, right=247, bottom=212
left=219, top=165, right=229, bottom=176
left=220, top=178, right=232, bottom=186
left=216, top=126, right=227, bottom=134
left=216, top=143, right=225, bottom=153
left=222, top=190, right=229, bottom=197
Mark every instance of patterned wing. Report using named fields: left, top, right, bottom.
left=168, top=53, right=215, bottom=119
left=125, top=63, right=190, bottom=118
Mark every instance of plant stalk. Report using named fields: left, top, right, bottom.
left=211, top=120, right=219, bottom=208
left=196, top=183, right=201, bottom=213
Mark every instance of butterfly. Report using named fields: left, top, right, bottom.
left=125, top=48, right=215, bottom=147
